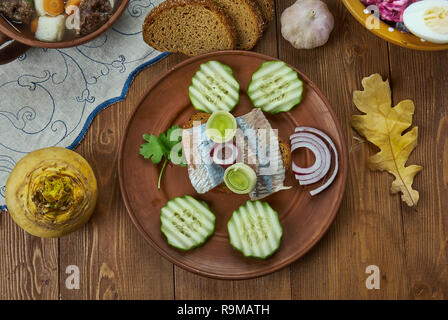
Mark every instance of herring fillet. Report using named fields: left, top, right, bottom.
left=237, top=109, right=290, bottom=200
left=182, top=124, right=225, bottom=194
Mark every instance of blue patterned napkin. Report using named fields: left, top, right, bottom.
left=0, top=0, right=167, bottom=209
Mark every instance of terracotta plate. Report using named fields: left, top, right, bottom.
left=118, top=51, right=348, bottom=280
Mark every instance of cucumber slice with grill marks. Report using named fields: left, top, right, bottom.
left=160, top=196, right=216, bottom=251
left=248, top=61, right=303, bottom=114
left=189, top=60, right=240, bottom=113
left=227, top=200, right=283, bottom=259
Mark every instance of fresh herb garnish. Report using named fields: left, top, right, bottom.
left=140, top=125, right=186, bottom=189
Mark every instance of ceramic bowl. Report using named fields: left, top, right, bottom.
left=0, top=0, right=130, bottom=64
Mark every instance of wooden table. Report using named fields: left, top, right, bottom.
left=1, top=1, right=447, bottom=300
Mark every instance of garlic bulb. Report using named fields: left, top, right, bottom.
left=281, top=0, right=335, bottom=49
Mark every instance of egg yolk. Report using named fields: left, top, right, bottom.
left=43, top=0, right=65, bottom=16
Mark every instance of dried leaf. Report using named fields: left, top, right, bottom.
left=351, top=74, right=423, bottom=207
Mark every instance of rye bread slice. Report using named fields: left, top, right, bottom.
left=142, top=0, right=236, bottom=56
left=251, top=0, right=274, bottom=29
left=211, top=0, right=264, bottom=50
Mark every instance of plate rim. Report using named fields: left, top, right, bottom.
left=118, top=50, right=349, bottom=280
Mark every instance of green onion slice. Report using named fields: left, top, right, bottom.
left=205, top=111, right=237, bottom=143
left=224, top=163, right=257, bottom=194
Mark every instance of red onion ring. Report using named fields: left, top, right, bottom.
left=291, top=133, right=331, bottom=185
left=290, top=140, right=322, bottom=174
left=293, top=142, right=325, bottom=185
left=294, top=127, right=339, bottom=196
left=211, top=142, right=239, bottom=167
left=291, top=141, right=327, bottom=185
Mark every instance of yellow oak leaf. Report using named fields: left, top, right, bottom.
left=351, top=74, right=423, bottom=207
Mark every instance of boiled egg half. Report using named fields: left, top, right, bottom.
left=403, top=0, right=448, bottom=44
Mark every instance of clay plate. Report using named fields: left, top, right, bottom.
left=118, top=51, right=348, bottom=280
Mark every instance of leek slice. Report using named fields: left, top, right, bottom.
left=206, top=111, right=237, bottom=143
left=224, top=163, right=257, bottom=194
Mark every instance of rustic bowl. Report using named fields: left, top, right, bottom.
left=0, top=0, right=130, bottom=64
left=342, top=0, right=448, bottom=51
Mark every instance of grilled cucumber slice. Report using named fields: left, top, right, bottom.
left=247, top=61, right=303, bottom=114
left=160, top=196, right=216, bottom=251
left=189, top=60, right=240, bottom=113
left=227, top=200, right=283, bottom=259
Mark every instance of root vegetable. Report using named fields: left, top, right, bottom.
left=5, top=147, right=98, bottom=238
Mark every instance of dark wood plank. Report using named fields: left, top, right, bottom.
left=278, top=0, right=410, bottom=299
left=174, top=268, right=291, bottom=299
left=387, top=46, right=448, bottom=299
left=0, top=215, right=58, bottom=299
left=59, top=57, right=177, bottom=300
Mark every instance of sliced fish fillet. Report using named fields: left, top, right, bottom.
left=237, top=109, right=290, bottom=200
left=182, top=124, right=225, bottom=194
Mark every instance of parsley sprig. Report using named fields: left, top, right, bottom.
left=139, top=125, right=186, bottom=189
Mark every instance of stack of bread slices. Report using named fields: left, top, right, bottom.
left=142, top=0, right=274, bottom=56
